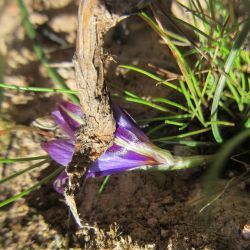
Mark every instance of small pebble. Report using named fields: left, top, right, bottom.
left=161, top=229, right=168, bottom=238
left=161, top=195, right=174, bottom=205
left=140, top=197, right=148, bottom=206
left=147, top=218, right=158, bottom=228
left=241, top=224, right=250, bottom=240
left=146, top=243, right=156, bottom=249
left=239, top=181, right=246, bottom=190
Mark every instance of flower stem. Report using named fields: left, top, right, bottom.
left=136, top=154, right=215, bottom=172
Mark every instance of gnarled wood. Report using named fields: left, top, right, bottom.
left=65, top=0, right=153, bottom=227
left=65, top=0, right=120, bottom=227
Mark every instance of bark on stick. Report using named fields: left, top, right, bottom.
left=65, top=0, right=153, bottom=227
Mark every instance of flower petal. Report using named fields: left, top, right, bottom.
left=61, top=101, right=84, bottom=116
left=52, top=110, right=74, bottom=137
left=59, top=101, right=84, bottom=132
left=41, top=139, right=75, bottom=166
left=87, top=143, right=158, bottom=178
left=44, top=102, right=172, bottom=194
left=115, top=126, right=142, bottom=144
left=112, top=104, right=150, bottom=142
left=53, top=170, right=68, bottom=193
left=85, top=105, right=161, bottom=178
left=59, top=102, right=84, bottom=132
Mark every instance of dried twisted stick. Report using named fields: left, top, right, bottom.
left=64, top=0, right=152, bottom=227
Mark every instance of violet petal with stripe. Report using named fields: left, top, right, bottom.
left=42, top=101, right=174, bottom=193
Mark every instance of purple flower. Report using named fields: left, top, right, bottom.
left=42, top=101, right=174, bottom=193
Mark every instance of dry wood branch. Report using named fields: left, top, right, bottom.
left=65, top=0, right=121, bottom=227
left=64, top=0, right=153, bottom=228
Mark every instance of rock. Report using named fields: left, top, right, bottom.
left=161, top=229, right=168, bottom=238
left=161, top=195, right=174, bottom=205
left=147, top=218, right=158, bottom=228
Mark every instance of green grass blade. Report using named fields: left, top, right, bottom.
left=0, top=159, right=49, bottom=185
left=138, top=114, right=192, bottom=123
left=124, top=90, right=140, bottom=98
left=120, top=65, right=162, bottom=81
left=155, top=25, right=191, bottom=45
left=158, top=140, right=216, bottom=147
left=0, top=155, right=48, bottom=164
left=245, top=117, right=250, bottom=128
left=152, top=127, right=211, bottom=142
left=170, top=14, right=218, bottom=44
left=206, top=121, right=234, bottom=126
left=140, top=13, right=205, bottom=124
left=146, top=123, right=167, bottom=136
left=177, top=1, right=219, bottom=30
left=98, top=176, right=110, bottom=194
left=208, top=0, right=215, bottom=21
left=203, top=128, right=250, bottom=196
left=120, top=65, right=182, bottom=92
left=211, top=19, right=250, bottom=143
left=164, top=120, right=187, bottom=127
left=152, top=98, right=190, bottom=113
left=125, top=97, right=174, bottom=113
left=0, top=83, right=79, bottom=94
left=180, top=81, right=199, bottom=120
left=0, top=53, right=4, bottom=111
left=0, top=167, right=62, bottom=207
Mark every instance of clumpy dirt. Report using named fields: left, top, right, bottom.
left=77, top=171, right=250, bottom=249
left=0, top=0, right=249, bottom=249
left=13, top=167, right=250, bottom=249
